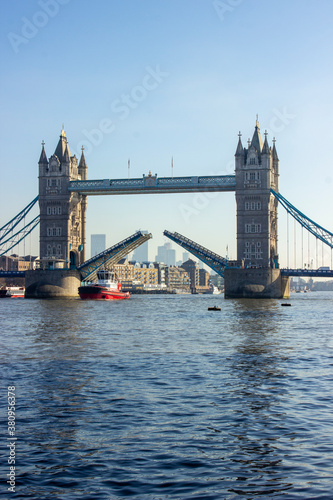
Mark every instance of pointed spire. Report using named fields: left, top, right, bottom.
left=262, top=130, right=270, bottom=154
left=235, top=131, right=244, bottom=156
left=272, top=137, right=279, bottom=161
left=250, top=115, right=263, bottom=152
left=54, top=125, right=70, bottom=162
left=79, top=146, right=87, bottom=169
left=64, top=143, right=70, bottom=162
left=39, top=140, right=48, bottom=164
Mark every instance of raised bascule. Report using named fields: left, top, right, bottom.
left=2, top=119, right=333, bottom=298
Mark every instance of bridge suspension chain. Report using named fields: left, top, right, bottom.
left=0, top=216, right=40, bottom=257
left=0, top=196, right=39, bottom=242
left=271, top=189, right=333, bottom=249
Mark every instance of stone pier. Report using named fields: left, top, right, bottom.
left=25, top=269, right=81, bottom=298
left=224, top=268, right=290, bottom=299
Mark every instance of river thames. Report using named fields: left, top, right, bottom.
left=1, top=292, right=333, bottom=499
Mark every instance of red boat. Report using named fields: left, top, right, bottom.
left=78, top=270, right=130, bottom=300
left=0, top=286, right=25, bottom=298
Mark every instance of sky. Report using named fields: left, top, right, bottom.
left=1, top=0, right=333, bottom=267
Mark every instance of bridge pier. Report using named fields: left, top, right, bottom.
left=25, top=269, right=81, bottom=298
left=224, top=268, right=290, bottom=299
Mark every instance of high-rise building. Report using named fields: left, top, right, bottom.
left=91, top=234, right=106, bottom=257
left=132, top=230, right=149, bottom=262
left=182, top=251, right=189, bottom=262
left=155, top=242, right=176, bottom=266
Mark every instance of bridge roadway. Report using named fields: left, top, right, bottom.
left=69, top=174, right=236, bottom=195
left=2, top=268, right=333, bottom=279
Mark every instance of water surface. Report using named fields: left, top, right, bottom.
left=1, top=293, right=333, bottom=499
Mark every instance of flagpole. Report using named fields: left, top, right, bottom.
left=128, top=158, right=130, bottom=179
left=171, top=156, right=173, bottom=178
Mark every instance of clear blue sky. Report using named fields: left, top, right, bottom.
left=1, top=0, right=333, bottom=266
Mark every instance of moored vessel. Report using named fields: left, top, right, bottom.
left=78, top=270, right=130, bottom=300
left=0, top=286, right=25, bottom=298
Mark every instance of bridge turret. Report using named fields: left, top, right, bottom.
left=235, top=117, right=279, bottom=269
left=78, top=146, right=88, bottom=181
left=235, top=132, right=244, bottom=157
left=39, top=141, right=48, bottom=166
left=272, top=138, right=279, bottom=185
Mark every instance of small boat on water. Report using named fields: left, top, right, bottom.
left=0, top=286, right=25, bottom=298
left=208, top=305, right=221, bottom=311
left=78, top=270, right=130, bottom=300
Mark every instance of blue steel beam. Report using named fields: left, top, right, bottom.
left=69, top=174, right=236, bottom=195
left=164, top=230, right=228, bottom=276
left=0, top=271, right=26, bottom=278
left=78, top=231, right=152, bottom=282
left=0, top=196, right=39, bottom=242
left=0, top=216, right=40, bottom=257
left=271, top=189, right=333, bottom=248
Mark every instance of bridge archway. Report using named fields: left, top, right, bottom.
left=70, top=250, right=77, bottom=268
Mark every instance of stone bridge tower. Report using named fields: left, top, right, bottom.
left=224, top=118, right=288, bottom=299
left=235, top=117, right=279, bottom=268
left=38, top=127, right=87, bottom=268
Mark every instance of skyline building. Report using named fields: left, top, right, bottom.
left=155, top=242, right=176, bottom=266
left=182, top=251, right=189, bottom=262
left=132, top=230, right=149, bottom=262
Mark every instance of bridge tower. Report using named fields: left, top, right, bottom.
left=224, top=117, right=289, bottom=298
left=235, top=117, right=279, bottom=268
left=38, top=127, right=87, bottom=268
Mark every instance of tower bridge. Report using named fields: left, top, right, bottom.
left=2, top=119, right=333, bottom=298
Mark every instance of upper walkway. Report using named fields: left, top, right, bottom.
left=69, top=174, right=236, bottom=195
left=281, top=268, right=333, bottom=278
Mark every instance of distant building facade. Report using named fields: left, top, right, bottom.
left=165, top=266, right=190, bottom=292
left=0, top=255, right=37, bottom=271
left=112, top=259, right=158, bottom=287
left=199, top=268, right=210, bottom=288
left=181, top=259, right=199, bottom=291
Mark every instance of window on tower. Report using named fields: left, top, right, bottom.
left=245, top=224, right=261, bottom=233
